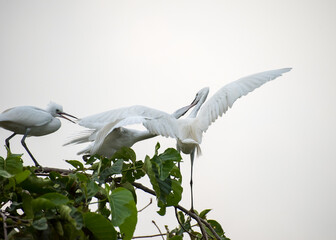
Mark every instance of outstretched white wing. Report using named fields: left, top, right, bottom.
left=195, top=68, right=292, bottom=132
left=76, top=105, right=177, bottom=153
left=142, top=68, right=292, bottom=140
left=78, top=105, right=172, bottom=129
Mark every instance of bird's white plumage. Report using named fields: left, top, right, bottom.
left=0, top=105, right=60, bottom=135
left=0, top=102, right=77, bottom=166
left=195, top=68, right=292, bottom=132
left=78, top=105, right=171, bottom=129
left=141, top=68, right=292, bottom=210
left=143, top=68, right=292, bottom=144
left=67, top=103, right=195, bottom=157
left=0, top=106, right=53, bottom=127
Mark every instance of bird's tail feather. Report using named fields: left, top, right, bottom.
left=63, top=129, right=96, bottom=146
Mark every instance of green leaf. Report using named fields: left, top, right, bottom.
left=207, top=219, right=225, bottom=237
left=39, top=193, right=69, bottom=206
left=54, top=220, right=64, bottom=236
left=199, top=209, right=212, bottom=219
left=166, top=178, right=183, bottom=206
left=32, top=197, right=55, bottom=211
left=99, top=159, right=123, bottom=181
left=20, top=175, right=54, bottom=194
left=87, top=180, right=99, bottom=199
left=0, top=169, right=13, bottom=178
left=84, top=212, right=117, bottom=240
left=0, top=154, right=23, bottom=174
left=85, top=154, right=99, bottom=165
left=22, top=192, right=34, bottom=219
left=108, top=187, right=137, bottom=240
left=169, top=236, right=183, bottom=240
left=112, top=147, right=136, bottom=162
left=32, top=217, right=48, bottom=230
left=108, top=187, right=136, bottom=226
left=66, top=160, right=84, bottom=170
left=14, top=170, right=31, bottom=184
left=152, top=147, right=181, bottom=181
left=120, top=182, right=137, bottom=203
left=144, top=153, right=183, bottom=215
left=59, top=205, right=84, bottom=230
left=152, top=155, right=175, bottom=181
left=62, top=223, right=86, bottom=239
left=155, top=142, right=160, bottom=155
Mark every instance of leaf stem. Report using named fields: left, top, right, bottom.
left=152, top=220, right=165, bottom=240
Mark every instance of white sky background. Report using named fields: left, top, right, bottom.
left=1, top=0, right=336, bottom=239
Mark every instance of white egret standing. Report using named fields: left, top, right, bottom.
left=142, top=68, right=292, bottom=210
left=65, top=101, right=198, bottom=158
left=0, top=102, right=78, bottom=167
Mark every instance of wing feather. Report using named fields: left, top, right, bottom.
left=196, top=68, right=292, bottom=132
left=92, top=116, right=149, bottom=153
left=0, top=106, right=52, bottom=127
left=78, top=105, right=170, bottom=129
left=143, top=116, right=180, bottom=139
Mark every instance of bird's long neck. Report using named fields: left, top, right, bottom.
left=133, top=129, right=157, bottom=142
left=188, top=97, right=205, bottom=118
left=171, top=105, right=191, bottom=119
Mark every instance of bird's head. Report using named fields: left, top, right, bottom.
left=171, top=87, right=209, bottom=118
left=186, top=87, right=209, bottom=118
left=47, top=101, right=78, bottom=123
left=191, top=87, right=209, bottom=107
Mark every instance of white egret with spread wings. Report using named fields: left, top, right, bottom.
left=141, top=68, right=292, bottom=209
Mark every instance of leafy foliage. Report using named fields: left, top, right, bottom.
left=0, top=144, right=229, bottom=239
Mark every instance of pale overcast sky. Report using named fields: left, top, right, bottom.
left=1, top=1, right=336, bottom=239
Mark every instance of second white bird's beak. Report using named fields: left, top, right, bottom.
left=176, top=95, right=201, bottom=117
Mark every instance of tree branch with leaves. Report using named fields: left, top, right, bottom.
left=0, top=143, right=229, bottom=240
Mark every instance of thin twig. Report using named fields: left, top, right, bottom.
left=152, top=220, right=165, bottom=240
left=0, top=211, right=8, bottom=240
left=138, top=198, right=153, bottom=212
left=132, top=233, right=166, bottom=239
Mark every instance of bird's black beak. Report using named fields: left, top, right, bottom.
left=189, top=95, right=199, bottom=108
left=58, top=112, right=78, bottom=124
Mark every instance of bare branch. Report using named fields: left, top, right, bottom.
left=132, top=233, right=166, bottom=239
left=35, top=167, right=73, bottom=175
left=132, top=182, right=221, bottom=240
left=138, top=198, right=153, bottom=213
left=0, top=211, right=8, bottom=240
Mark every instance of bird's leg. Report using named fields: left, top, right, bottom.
left=5, top=132, right=16, bottom=149
left=21, top=129, right=41, bottom=167
left=190, top=149, right=195, bottom=212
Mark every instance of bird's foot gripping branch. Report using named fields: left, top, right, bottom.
left=0, top=144, right=229, bottom=240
